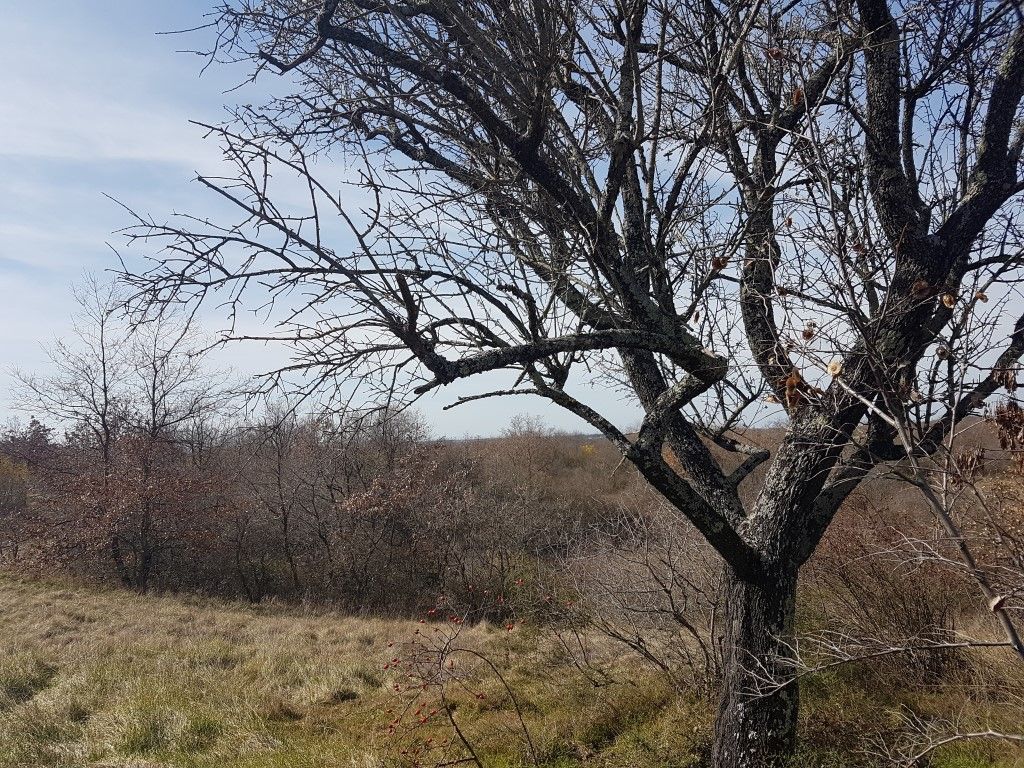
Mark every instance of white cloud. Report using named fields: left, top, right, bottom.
left=0, top=3, right=234, bottom=170
left=0, top=85, right=221, bottom=169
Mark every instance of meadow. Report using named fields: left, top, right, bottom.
left=0, top=574, right=702, bottom=768
left=1, top=574, right=1022, bottom=768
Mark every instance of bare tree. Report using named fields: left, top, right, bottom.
left=13, top=276, right=129, bottom=577
left=13, top=277, right=230, bottom=591
left=244, top=404, right=312, bottom=594
left=14, top=274, right=126, bottom=473
left=121, top=1, right=1024, bottom=764
left=116, top=313, right=231, bottom=592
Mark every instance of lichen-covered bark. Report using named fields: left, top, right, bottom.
left=713, top=565, right=799, bottom=768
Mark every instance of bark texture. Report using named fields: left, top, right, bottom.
left=713, top=566, right=799, bottom=768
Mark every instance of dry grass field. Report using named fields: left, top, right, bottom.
left=1, top=574, right=1022, bottom=768
left=0, top=574, right=708, bottom=768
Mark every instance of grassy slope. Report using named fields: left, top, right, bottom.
left=1, top=575, right=1021, bottom=768
left=0, top=575, right=710, bottom=768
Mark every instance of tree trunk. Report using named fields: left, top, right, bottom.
left=712, top=564, right=799, bottom=768
left=110, top=534, right=131, bottom=588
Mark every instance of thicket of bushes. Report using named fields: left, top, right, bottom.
left=3, top=406, right=1020, bottom=649
left=0, top=409, right=641, bottom=612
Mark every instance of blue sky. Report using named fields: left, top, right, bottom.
left=0, top=2, right=641, bottom=436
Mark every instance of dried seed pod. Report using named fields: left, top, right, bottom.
left=994, top=366, right=1019, bottom=393
left=784, top=369, right=805, bottom=411
left=827, top=360, right=842, bottom=377
left=975, top=290, right=989, bottom=303
left=941, top=293, right=956, bottom=308
left=952, top=447, right=986, bottom=488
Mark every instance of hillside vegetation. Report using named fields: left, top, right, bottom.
left=0, top=574, right=693, bottom=768
left=1, top=574, right=1022, bottom=768
left=3, top=414, right=1024, bottom=766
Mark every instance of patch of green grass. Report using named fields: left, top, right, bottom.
left=930, top=741, right=1002, bottom=768
left=119, top=706, right=176, bottom=755
left=181, top=715, right=223, bottom=754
